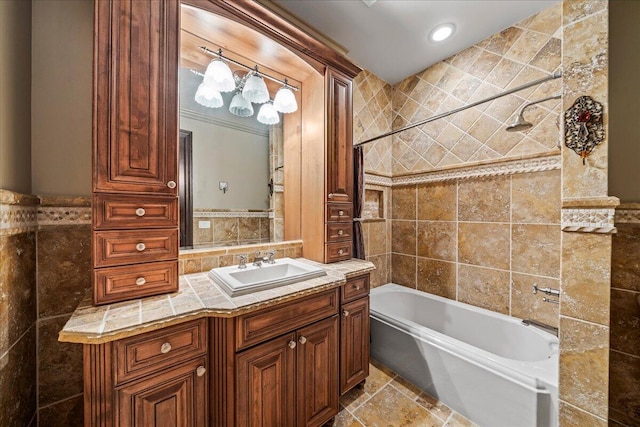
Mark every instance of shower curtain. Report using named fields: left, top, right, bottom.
left=353, top=145, right=365, bottom=260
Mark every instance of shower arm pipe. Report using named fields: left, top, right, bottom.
left=200, top=46, right=299, bottom=91
left=519, top=94, right=562, bottom=113
left=354, top=71, right=562, bottom=147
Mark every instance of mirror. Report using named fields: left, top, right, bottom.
left=178, top=4, right=310, bottom=250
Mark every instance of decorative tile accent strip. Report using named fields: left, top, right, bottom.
left=194, top=211, right=269, bottom=218
left=274, top=184, right=284, bottom=193
left=37, top=207, right=92, bottom=226
left=0, top=205, right=38, bottom=236
left=392, top=155, right=561, bottom=186
left=615, top=209, right=640, bottom=224
left=364, top=173, right=393, bottom=187
left=562, top=208, right=616, bottom=234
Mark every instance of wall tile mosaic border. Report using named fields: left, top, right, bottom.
left=364, top=173, right=393, bottom=187
left=561, top=208, right=616, bottom=234
left=0, top=204, right=38, bottom=236
left=37, top=207, right=92, bottom=227
left=614, top=207, right=640, bottom=224
left=194, top=211, right=269, bottom=218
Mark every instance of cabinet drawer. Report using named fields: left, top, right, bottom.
left=325, top=241, right=352, bottom=263
left=94, top=229, right=178, bottom=268
left=93, top=261, right=178, bottom=305
left=341, top=275, right=369, bottom=303
left=93, top=194, right=178, bottom=229
left=326, top=203, right=353, bottom=222
left=326, top=222, right=352, bottom=243
left=235, top=289, right=339, bottom=351
left=114, top=319, right=207, bottom=385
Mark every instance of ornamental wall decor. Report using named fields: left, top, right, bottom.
left=564, top=96, right=605, bottom=165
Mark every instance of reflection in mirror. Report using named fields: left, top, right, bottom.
left=178, top=4, right=307, bottom=250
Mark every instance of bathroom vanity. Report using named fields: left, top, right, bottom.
left=61, top=260, right=373, bottom=426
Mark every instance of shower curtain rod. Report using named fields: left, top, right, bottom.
left=353, top=71, right=562, bottom=147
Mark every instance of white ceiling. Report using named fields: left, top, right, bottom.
left=274, top=0, right=559, bottom=84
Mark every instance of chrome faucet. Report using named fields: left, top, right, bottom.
left=522, top=319, right=558, bottom=337
left=253, top=251, right=265, bottom=267
left=266, top=251, right=276, bottom=264
left=237, top=255, right=247, bottom=269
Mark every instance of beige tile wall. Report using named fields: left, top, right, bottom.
left=391, top=3, right=562, bottom=175
left=390, top=170, right=561, bottom=326
left=192, top=213, right=270, bottom=247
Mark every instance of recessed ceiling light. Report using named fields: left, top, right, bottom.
left=430, top=23, right=456, bottom=42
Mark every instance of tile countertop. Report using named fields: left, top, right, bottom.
left=58, top=258, right=375, bottom=345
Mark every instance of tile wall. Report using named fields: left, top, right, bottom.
left=0, top=190, right=38, bottom=427
left=353, top=71, right=393, bottom=288
left=192, top=211, right=271, bottom=247
left=609, top=206, right=640, bottom=427
left=390, top=170, right=561, bottom=326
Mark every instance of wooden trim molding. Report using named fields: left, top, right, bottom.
left=84, top=343, right=114, bottom=427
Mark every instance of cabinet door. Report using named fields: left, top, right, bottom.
left=236, top=333, right=296, bottom=427
left=94, top=0, right=179, bottom=194
left=116, top=357, right=207, bottom=427
left=296, top=316, right=339, bottom=427
left=326, top=68, right=353, bottom=203
left=340, top=297, right=370, bottom=394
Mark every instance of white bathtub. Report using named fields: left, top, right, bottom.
left=370, top=284, right=558, bottom=427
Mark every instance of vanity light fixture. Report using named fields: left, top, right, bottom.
left=257, top=102, right=280, bottom=125
left=195, top=46, right=299, bottom=123
left=203, top=49, right=235, bottom=92
left=273, top=79, right=298, bottom=113
left=430, top=23, right=456, bottom=42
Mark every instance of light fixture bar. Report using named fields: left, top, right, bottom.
left=200, top=46, right=299, bottom=91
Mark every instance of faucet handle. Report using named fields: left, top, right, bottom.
left=237, top=254, right=247, bottom=269
left=266, top=251, right=276, bottom=264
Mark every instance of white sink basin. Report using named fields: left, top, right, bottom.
left=208, top=257, right=327, bottom=297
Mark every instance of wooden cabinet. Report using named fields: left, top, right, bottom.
left=340, top=275, right=370, bottom=394
left=93, top=0, right=179, bottom=305
left=235, top=316, right=339, bottom=427
left=84, top=319, right=208, bottom=427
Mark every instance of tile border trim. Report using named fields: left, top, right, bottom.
left=194, top=211, right=270, bottom=218
left=37, top=207, right=92, bottom=227
left=561, top=208, right=616, bottom=234
left=0, top=205, right=38, bottom=236
left=614, top=208, right=640, bottom=225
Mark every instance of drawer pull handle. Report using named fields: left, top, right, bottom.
left=160, top=342, right=172, bottom=354
left=299, top=336, right=307, bottom=345
left=136, top=243, right=146, bottom=252
left=135, top=208, right=146, bottom=217
left=167, top=181, right=177, bottom=189
left=338, top=230, right=344, bottom=236
left=338, top=249, right=344, bottom=255
left=343, top=310, right=350, bottom=317
left=328, top=193, right=334, bottom=199
left=354, top=285, right=360, bottom=290
left=338, top=210, right=344, bottom=216
left=135, top=277, right=146, bottom=286
left=288, top=340, right=297, bottom=349
left=196, top=366, right=206, bottom=377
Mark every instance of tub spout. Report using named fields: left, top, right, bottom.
left=522, top=319, right=558, bottom=337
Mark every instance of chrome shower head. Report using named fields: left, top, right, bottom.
left=505, top=94, right=561, bottom=133
left=506, top=112, right=533, bottom=132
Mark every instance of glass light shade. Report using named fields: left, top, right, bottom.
left=242, top=74, right=270, bottom=104
left=194, top=83, right=223, bottom=108
left=229, top=93, right=254, bottom=117
left=203, top=59, right=235, bottom=92
left=257, top=102, right=280, bottom=125
left=273, top=86, right=298, bottom=113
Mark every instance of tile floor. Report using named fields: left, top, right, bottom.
left=333, top=360, right=478, bottom=427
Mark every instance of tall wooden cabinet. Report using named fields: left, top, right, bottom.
left=92, top=0, right=180, bottom=305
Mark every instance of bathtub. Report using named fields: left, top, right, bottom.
left=370, top=284, right=558, bottom=427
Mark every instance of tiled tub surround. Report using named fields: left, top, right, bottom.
left=390, top=165, right=561, bottom=328
left=609, top=206, right=640, bottom=427
left=192, top=209, right=271, bottom=247
left=0, top=190, right=38, bottom=427
left=59, top=258, right=374, bottom=343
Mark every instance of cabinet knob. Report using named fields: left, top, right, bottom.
left=196, top=366, right=206, bottom=377
left=288, top=340, right=297, bottom=349
left=338, top=210, right=344, bottom=216
left=354, top=285, right=360, bottom=290
left=338, top=249, right=344, bottom=255
left=135, top=208, right=146, bottom=217
left=338, top=230, right=344, bottom=236
left=160, top=342, right=172, bottom=354
left=167, top=181, right=177, bottom=189
left=299, top=336, right=307, bottom=345
left=343, top=310, right=350, bottom=317
left=135, top=277, right=146, bottom=286
left=328, top=193, right=334, bottom=199
left=136, top=243, right=146, bottom=252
